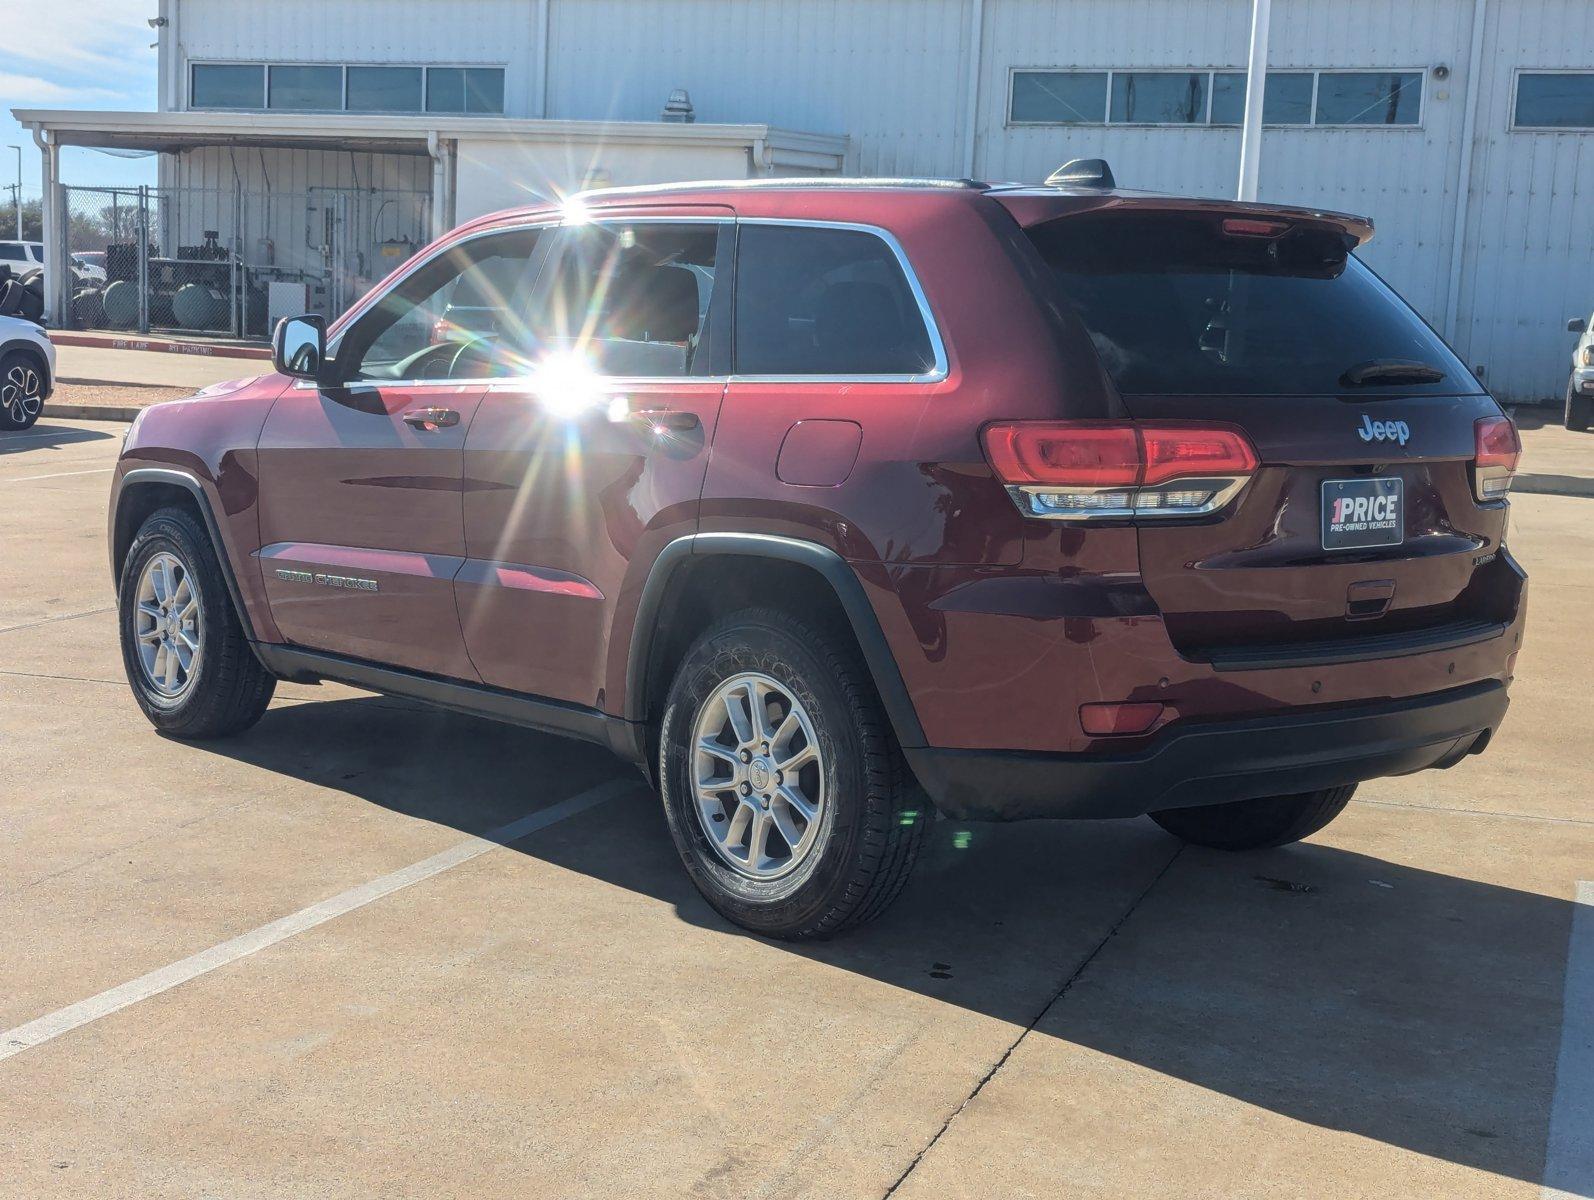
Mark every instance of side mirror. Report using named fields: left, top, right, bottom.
left=1568, top=317, right=1588, bottom=334
left=273, top=314, right=327, bottom=382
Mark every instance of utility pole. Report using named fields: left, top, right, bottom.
left=6, top=145, right=20, bottom=238
left=1236, top=0, right=1272, bottom=201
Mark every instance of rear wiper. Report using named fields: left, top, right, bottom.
left=1339, top=359, right=1446, bottom=387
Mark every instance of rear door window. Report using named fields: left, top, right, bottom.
left=733, top=224, right=938, bottom=378
left=1027, top=213, right=1476, bottom=396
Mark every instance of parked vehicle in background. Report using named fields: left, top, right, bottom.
left=108, top=168, right=1526, bottom=939
left=0, top=240, right=45, bottom=272
left=0, top=312, right=54, bottom=430
left=72, top=252, right=108, bottom=283
left=1565, top=312, right=1594, bottom=431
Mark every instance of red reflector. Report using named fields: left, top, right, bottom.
left=982, top=421, right=1258, bottom=487
left=1474, top=415, right=1521, bottom=471
left=1080, top=702, right=1165, bottom=736
left=1222, top=217, right=1290, bottom=237
left=982, top=422, right=1140, bottom=487
left=1140, top=425, right=1259, bottom=486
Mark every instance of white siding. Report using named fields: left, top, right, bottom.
left=162, top=0, right=1594, bottom=400
left=1451, top=0, right=1594, bottom=402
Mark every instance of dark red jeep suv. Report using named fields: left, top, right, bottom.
left=109, top=168, right=1526, bottom=939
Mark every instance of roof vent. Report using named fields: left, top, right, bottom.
left=1045, top=158, right=1116, bottom=189
left=662, top=88, right=696, bottom=123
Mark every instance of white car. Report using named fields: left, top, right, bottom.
left=0, top=313, right=55, bottom=431
left=71, top=252, right=107, bottom=283
left=0, top=240, right=46, bottom=273
left=1566, top=312, right=1594, bottom=432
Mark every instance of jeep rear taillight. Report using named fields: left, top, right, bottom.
left=981, top=421, right=1258, bottom=520
left=1472, top=415, right=1520, bottom=502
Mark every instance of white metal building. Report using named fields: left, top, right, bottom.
left=17, top=0, right=1594, bottom=401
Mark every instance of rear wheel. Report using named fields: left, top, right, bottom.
left=0, top=349, right=46, bottom=431
left=1150, top=785, right=1355, bottom=851
left=658, top=608, right=930, bottom=940
left=1566, top=378, right=1592, bottom=432
left=118, top=506, right=276, bottom=738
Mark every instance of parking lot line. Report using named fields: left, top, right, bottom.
left=0, top=775, right=637, bottom=1064
left=1542, top=880, right=1594, bottom=1200
left=0, top=468, right=114, bottom=484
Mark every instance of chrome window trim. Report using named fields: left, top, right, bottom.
left=731, top=218, right=950, bottom=385
left=1007, top=475, right=1251, bottom=521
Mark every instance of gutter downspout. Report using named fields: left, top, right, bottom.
left=534, top=0, right=551, bottom=118
left=961, top=0, right=985, bottom=179
left=1444, top=0, right=1489, bottom=347
left=426, top=131, right=454, bottom=239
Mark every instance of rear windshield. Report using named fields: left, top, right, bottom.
left=1027, top=213, right=1478, bottom=396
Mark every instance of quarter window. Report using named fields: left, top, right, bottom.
left=522, top=222, right=722, bottom=378
left=1514, top=73, right=1594, bottom=129
left=734, top=225, right=937, bottom=378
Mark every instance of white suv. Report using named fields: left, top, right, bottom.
left=1567, top=312, right=1594, bottom=432
left=0, top=241, right=45, bottom=273
left=0, top=313, right=55, bottom=431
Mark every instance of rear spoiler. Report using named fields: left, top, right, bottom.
left=990, top=191, right=1375, bottom=248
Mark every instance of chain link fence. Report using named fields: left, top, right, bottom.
left=60, top=183, right=430, bottom=338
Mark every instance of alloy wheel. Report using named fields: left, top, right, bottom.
left=133, top=551, right=202, bottom=697
left=691, top=671, right=826, bottom=879
left=1, top=361, right=42, bottom=426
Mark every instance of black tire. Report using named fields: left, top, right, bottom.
left=657, top=608, right=931, bottom=940
left=118, top=505, right=276, bottom=739
left=0, top=348, right=47, bottom=431
left=1150, top=785, right=1355, bottom=851
left=1566, top=378, right=1592, bottom=432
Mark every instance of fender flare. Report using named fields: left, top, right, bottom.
left=625, top=532, right=927, bottom=750
left=113, top=466, right=260, bottom=643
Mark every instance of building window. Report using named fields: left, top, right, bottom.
left=1314, top=72, right=1422, bottom=126
left=1009, top=72, right=1108, bottom=124
left=1209, top=71, right=1314, bottom=125
left=1514, top=72, right=1594, bottom=129
left=190, top=63, right=265, bottom=110
left=1010, top=68, right=1421, bottom=128
left=426, top=67, right=506, bottom=115
left=190, top=63, right=504, bottom=115
left=346, top=66, right=423, bottom=113
left=268, top=65, right=343, bottom=111
left=1111, top=72, right=1207, bottom=124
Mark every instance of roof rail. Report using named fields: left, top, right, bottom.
left=573, top=176, right=991, bottom=202
left=1044, top=158, right=1117, bottom=189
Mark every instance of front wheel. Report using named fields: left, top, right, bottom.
left=1150, top=785, right=1355, bottom=850
left=1566, top=378, right=1592, bottom=432
left=118, top=505, right=276, bottom=738
left=657, top=608, right=930, bottom=940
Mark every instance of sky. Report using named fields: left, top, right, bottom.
left=1, top=0, right=161, bottom=202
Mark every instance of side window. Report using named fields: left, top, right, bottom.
left=519, top=221, right=721, bottom=377
left=337, top=227, right=545, bottom=383
left=733, top=225, right=938, bottom=378
left=0, top=245, right=22, bottom=262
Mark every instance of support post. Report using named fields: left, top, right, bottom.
left=137, top=185, right=150, bottom=335
left=1236, top=0, right=1272, bottom=202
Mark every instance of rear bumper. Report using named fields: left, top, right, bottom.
left=906, top=680, right=1509, bottom=822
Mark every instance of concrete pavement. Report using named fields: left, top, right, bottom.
left=0, top=419, right=1589, bottom=1199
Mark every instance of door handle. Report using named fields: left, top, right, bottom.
left=403, top=407, right=460, bottom=431
left=634, top=408, right=701, bottom=433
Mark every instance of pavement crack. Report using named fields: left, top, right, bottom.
left=0, top=669, right=125, bottom=687
left=0, top=606, right=115, bottom=635
left=880, top=844, right=1186, bottom=1199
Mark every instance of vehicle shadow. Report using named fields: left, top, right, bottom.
left=0, top=423, right=116, bottom=455
left=200, top=693, right=1577, bottom=1194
